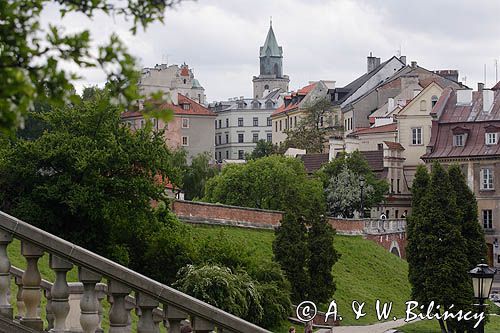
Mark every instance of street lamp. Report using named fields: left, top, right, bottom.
left=469, top=260, right=497, bottom=333
left=359, top=176, right=366, bottom=218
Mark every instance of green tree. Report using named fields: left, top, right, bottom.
left=407, top=163, right=474, bottom=333
left=0, top=0, right=181, bottom=134
left=282, top=97, right=334, bottom=153
left=273, top=213, right=310, bottom=301
left=307, top=214, right=340, bottom=303
left=319, top=150, right=388, bottom=215
left=203, top=155, right=324, bottom=219
left=448, top=165, right=487, bottom=269
left=183, top=152, right=218, bottom=200
left=246, top=139, right=275, bottom=159
left=0, top=88, right=182, bottom=265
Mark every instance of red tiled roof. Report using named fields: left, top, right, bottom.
left=180, top=66, right=189, bottom=76
left=384, top=141, right=404, bottom=150
left=121, top=111, right=143, bottom=118
left=350, top=123, right=397, bottom=135
left=492, top=81, right=500, bottom=91
left=298, top=82, right=317, bottom=95
left=161, top=94, right=216, bottom=116
left=271, top=82, right=317, bottom=117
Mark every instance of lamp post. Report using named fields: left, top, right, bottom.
left=469, top=260, right=497, bottom=333
left=359, top=176, right=365, bottom=218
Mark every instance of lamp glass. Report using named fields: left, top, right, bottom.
left=472, top=277, right=482, bottom=299
left=482, top=276, right=494, bottom=300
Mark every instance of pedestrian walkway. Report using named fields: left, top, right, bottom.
left=316, top=318, right=410, bottom=333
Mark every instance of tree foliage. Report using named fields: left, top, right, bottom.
left=246, top=139, right=276, bottom=160
left=203, top=155, right=325, bottom=219
left=0, top=0, right=180, bottom=134
left=182, top=152, right=219, bottom=200
left=282, top=97, right=334, bottom=153
left=0, top=88, right=182, bottom=265
left=319, top=150, right=388, bottom=216
left=407, top=163, right=477, bottom=332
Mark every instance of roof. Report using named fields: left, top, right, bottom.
left=271, top=82, right=318, bottom=116
left=424, top=89, right=500, bottom=159
left=209, top=90, right=281, bottom=113
left=165, top=94, right=215, bottom=116
left=299, top=154, right=329, bottom=173
left=349, top=123, right=397, bottom=136
left=384, top=141, right=405, bottom=150
left=260, top=24, right=282, bottom=57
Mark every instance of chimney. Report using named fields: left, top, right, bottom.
left=478, top=82, right=484, bottom=92
left=434, top=70, right=459, bottom=82
left=367, top=52, right=381, bottom=72
left=456, top=89, right=473, bottom=105
left=399, top=56, right=407, bottom=65
left=411, top=61, right=417, bottom=68
left=483, top=89, right=494, bottom=113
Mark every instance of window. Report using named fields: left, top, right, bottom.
left=238, top=133, right=244, bottom=143
left=253, top=117, right=258, bottom=126
left=267, top=133, right=272, bottom=142
left=226, top=151, right=229, bottom=159
left=238, top=150, right=244, bottom=159
left=453, top=134, right=465, bottom=147
left=215, top=120, right=217, bottom=129
left=253, top=133, right=258, bottom=143
left=182, top=136, right=189, bottom=146
left=183, top=79, right=187, bottom=84
left=294, top=116, right=297, bottom=127
left=275, top=121, right=278, bottom=132
left=266, top=101, right=273, bottom=108
left=486, top=132, right=498, bottom=145
left=182, top=103, right=190, bottom=110
left=279, top=120, right=282, bottom=131
left=182, top=118, right=189, bottom=128
left=252, top=101, right=260, bottom=109
left=218, top=151, right=222, bottom=161
left=395, top=210, right=399, bottom=219
left=225, top=134, right=229, bottom=144
left=320, top=116, right=324, bottom=127
left=267, top=117, right=272, bottom=126
left=420, top=100, right=426, bottom=111
left=391, top=179, right=394, bottom=193
left=431, top=95, right=439, bottom=108
left=226, top=119, right=229, bottom=127
left=481, top=168, right=494, bottom=190
left=397, top=179, right=400, bottom=193
left=218, top=119, right=222, bottom=129
left=264, top=84, right=269, bottom=90
left=483, top=210, right=493, bottom=229
left=238, top=118, right=243, bottom=127
left=411, top=128, right=423, bottom=145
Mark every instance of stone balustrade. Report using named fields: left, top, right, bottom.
left=0, top=210, right=270, bottom=333
left=363, top=219, right=406, bottom=234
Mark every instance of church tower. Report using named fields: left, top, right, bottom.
left=252, top=21, right=290, bottom=98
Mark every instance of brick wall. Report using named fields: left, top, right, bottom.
left=365, top=233, right=407, bottom=259
left=326, top=217, right=365, bottom=235
left=172, top=200, right=283, bottom=229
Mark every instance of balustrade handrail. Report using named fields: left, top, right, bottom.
left=0, top=211, right=270, bottom=333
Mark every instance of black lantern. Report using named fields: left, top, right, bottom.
left=468, top=260, right=496, bottom=333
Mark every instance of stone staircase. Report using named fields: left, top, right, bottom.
left=0, top=210, right=270, bottom=333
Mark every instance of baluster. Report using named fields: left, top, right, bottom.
left=96, top=284, right=106, bottom=333
left=124, top=296, right=135, bottom=332
left=152, top=309, right=163, bottom=332
left=164, top=305, right=188, bottom=333
left=45, top=289, right=54, bottom=330
left=108, top=280, right=131, bottom=333
left=137, top=293, right=159, bottom=333
left=50, top=255, right=72, bottom=332
left=192, top=316, right=215, bottom=333
left=20, top=241, right=43, bottom=331
left=0, top=231, right=12, bottom=319
left=79, top=267, right=101, bottom=333
left=15, top=276, right=25, bottom=320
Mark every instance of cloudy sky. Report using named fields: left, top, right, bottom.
left=43, top=0, right=500, bottom=102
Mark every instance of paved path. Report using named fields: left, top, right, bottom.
left=317, top=318, right=409, bottom=333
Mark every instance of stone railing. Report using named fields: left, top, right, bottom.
left=0, top=210, right=270, bottom=333
left=363, top=219, right=406, bottom=234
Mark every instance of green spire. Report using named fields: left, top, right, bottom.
left=260, top=22, right=282, bottom=57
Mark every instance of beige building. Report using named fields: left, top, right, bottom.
left=139, top=63, right=207, bottom=105
left=271, top=80, right=336, bottom=147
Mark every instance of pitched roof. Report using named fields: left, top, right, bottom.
left=271, top=82, right=318, bottom=116
left=384, top=141, right=405, bottom=150
left=349, top=123, right=397, bottom=135
left=424, top=89, right=500, bottom=159
left=299, top=154, right=329, bottom=173
left=162, top=94, right=216, bottom=116
left=260, top=25, right=282, bottom=57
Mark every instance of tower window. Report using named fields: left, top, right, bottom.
left=264, top=84, right=269, bottom=90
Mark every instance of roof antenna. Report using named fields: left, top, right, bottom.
left=270, top=16, right=272, bottom=27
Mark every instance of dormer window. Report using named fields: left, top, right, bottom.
left=252, top=101, right=260, bottom=109
left=453, top=134, right=466, bottom=147
left=486, top=132, right=498, bottom=145
left=237, top=102, right=245, bottom=109
left=182, top=103, right=190, bottom=110
left=265, top=101, right=274, bottom=108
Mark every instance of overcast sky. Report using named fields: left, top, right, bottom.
left=43, top=0, right=500, bottom=102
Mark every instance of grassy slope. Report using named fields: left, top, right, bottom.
left=397, top=316, right=500, bottom=333
left=191, top=225, right=411, bottom=326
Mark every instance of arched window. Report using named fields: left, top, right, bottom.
left=183, top=79, right=186, bottom=84
left=252, top=101, right=260, bottom=109
left=420, top=100, right=426, bottom=111
left=431, top=95, right=439, bottom=108
left=264, top=84, right=269, bottom=90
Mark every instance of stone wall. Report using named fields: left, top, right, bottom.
left=365, top=232, right=407, bottom=258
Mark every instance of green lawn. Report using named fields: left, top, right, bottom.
left=191, top=225, right=411, bottom=326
